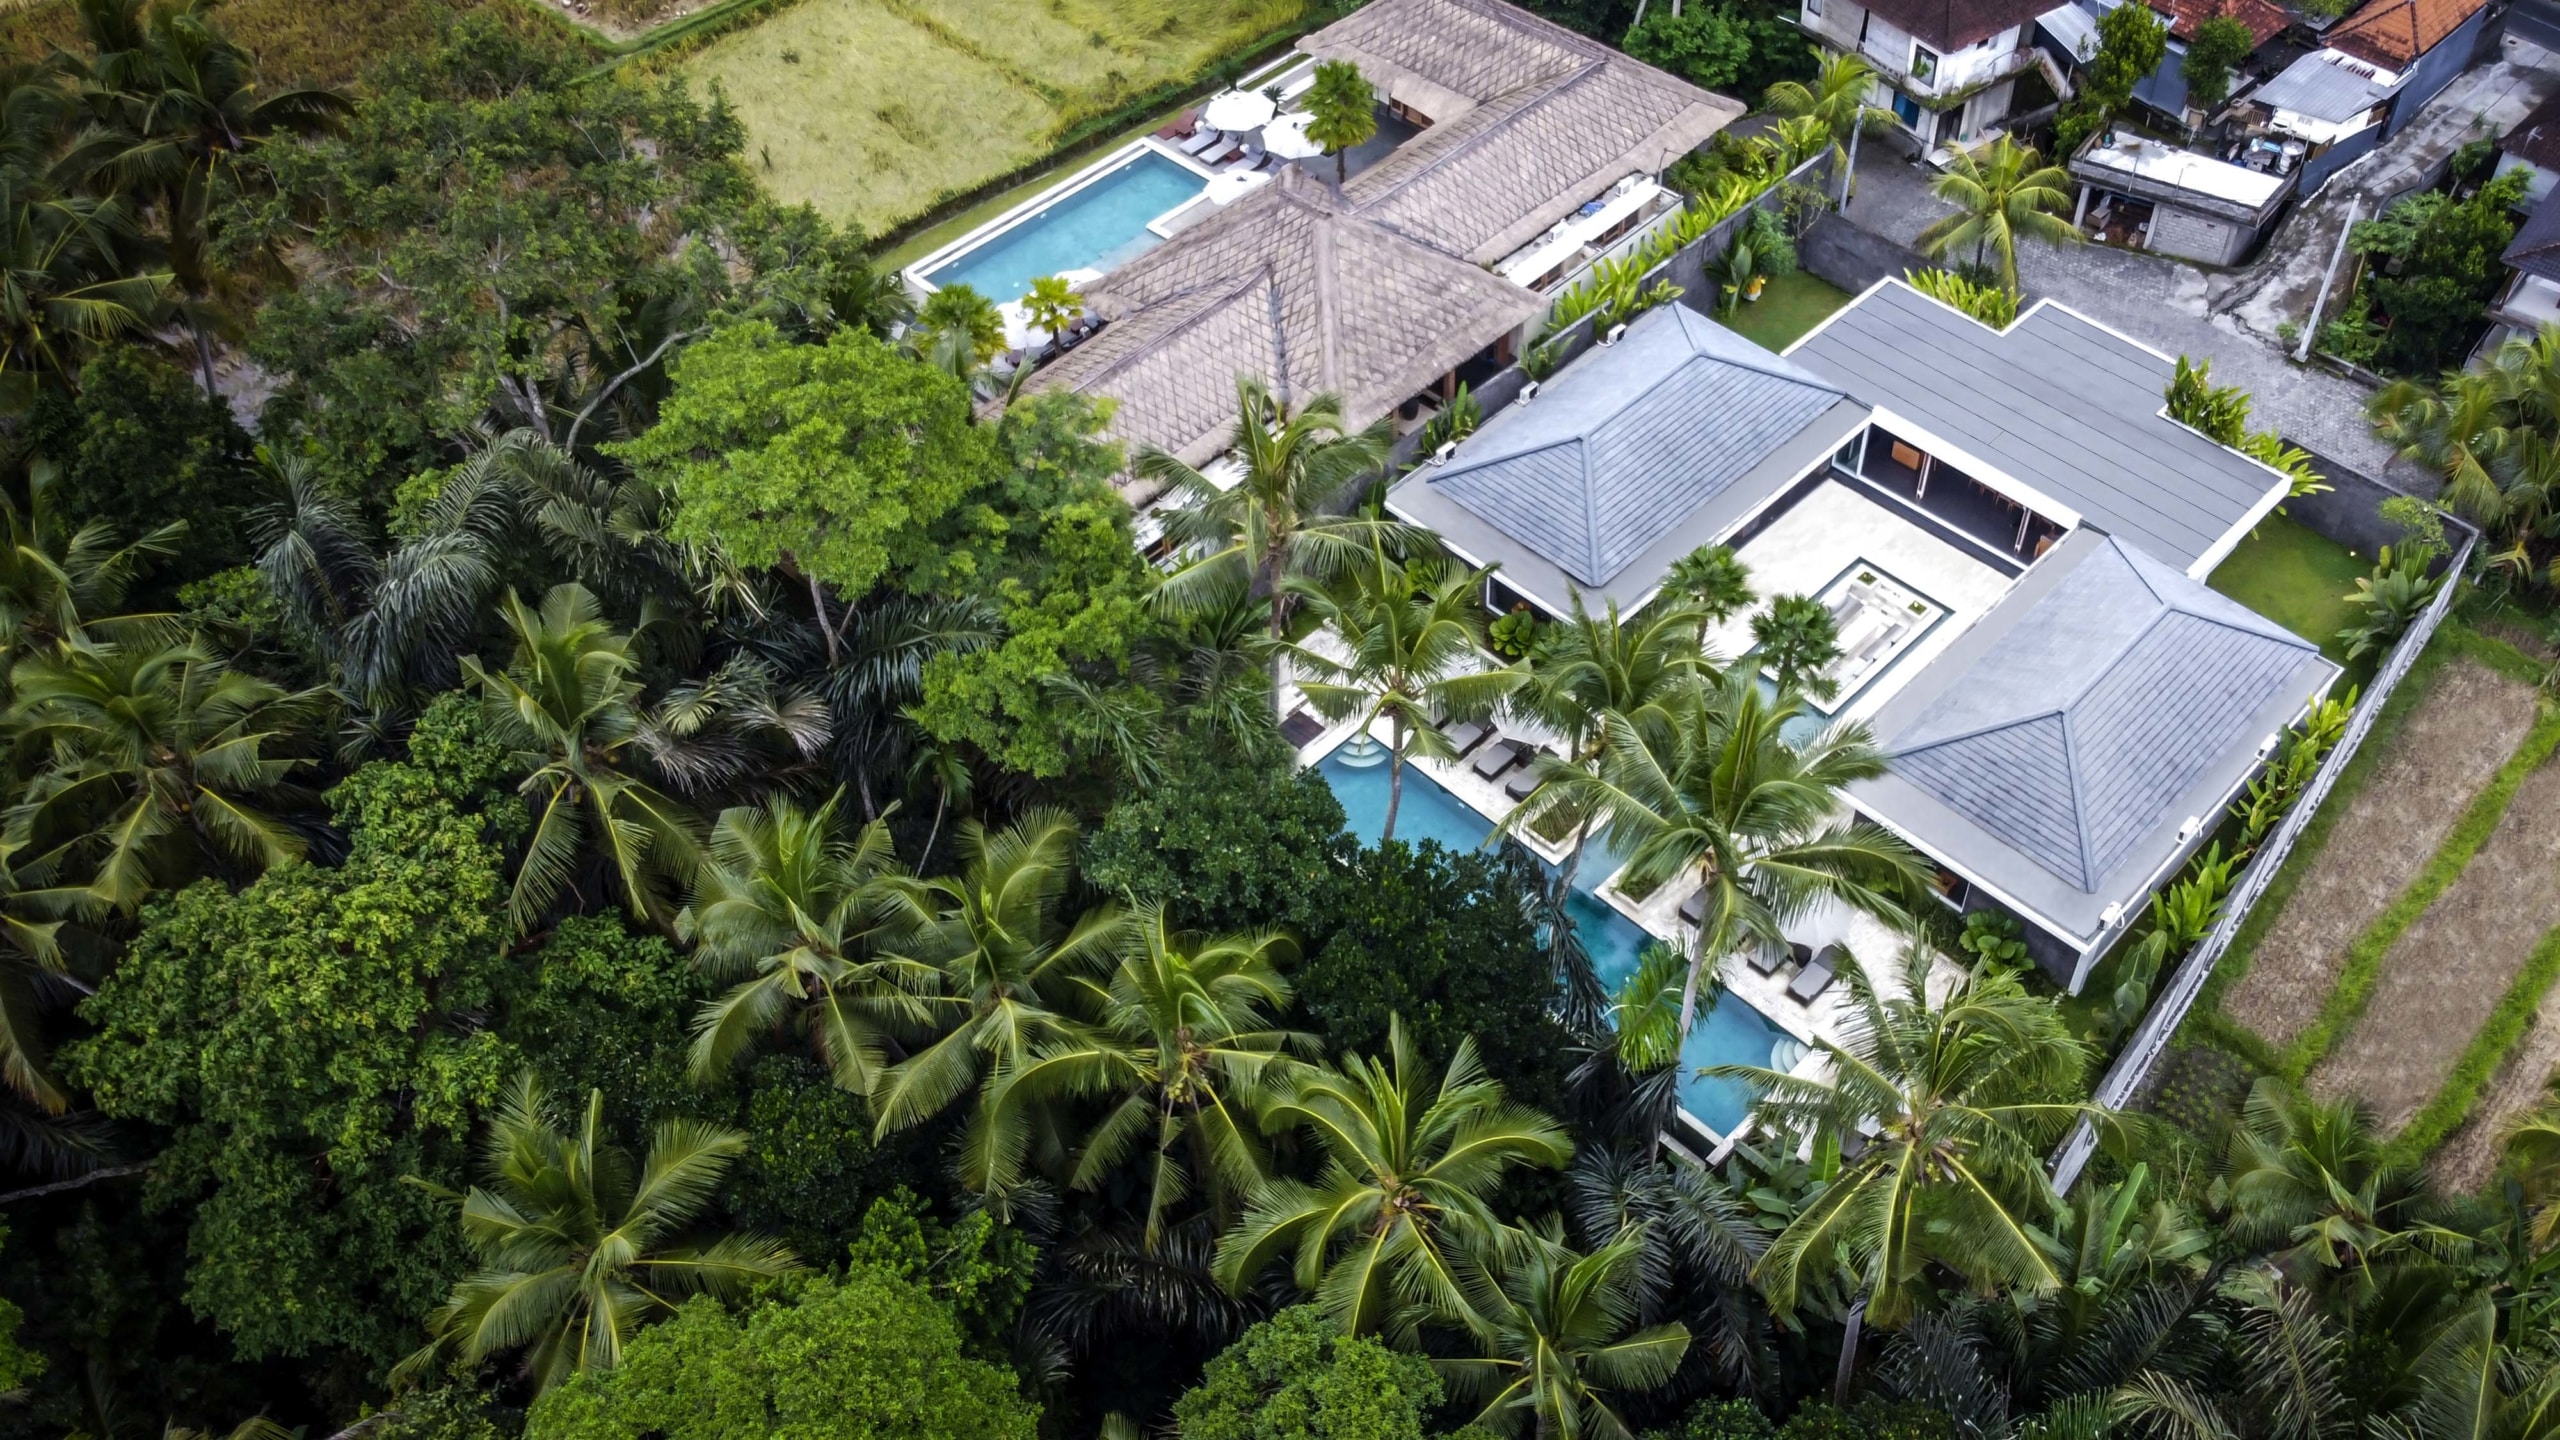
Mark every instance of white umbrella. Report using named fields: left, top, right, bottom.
left=1263, top=112, right=1324, bottom=161
left=1200, top=88, right=1277, bottom=133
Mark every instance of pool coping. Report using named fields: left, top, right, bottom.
left=901, top=137, right=1223, bottom=299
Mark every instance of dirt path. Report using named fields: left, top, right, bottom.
left=2432, top=976, right=2560, bottom=1192
left=2222, top=661, right=2541, bottom=1048
left=2311, top=759, right=2560, bottom=1132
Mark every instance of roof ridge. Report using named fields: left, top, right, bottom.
left=1350, top=60, right=1601, bottom=214
left=1065, top=276, right=1266, bottom=391
left=1890, top=707, right=2072, bottom=759
left=1672, top=305, right=1850, bottom=392
left=2061, top=700, right=2094, bottom=890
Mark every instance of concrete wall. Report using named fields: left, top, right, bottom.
left=2298, top=122, right=2384, bottom=198
left=2148, top=202, right=2252, bottom=265
left=2384, top=5, right=2492, bottom=141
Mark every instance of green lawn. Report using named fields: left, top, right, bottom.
left=686, top=0, right=1308, bottom=235
left=1711, top=271, right=1852, bottom=353
left=2207, top=515, right=2369, bottom=664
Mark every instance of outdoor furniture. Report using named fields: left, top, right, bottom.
left=1280, top=710, right=1326, bottom=748
left=1889, top=440, right=1924, bottom=471
left=1180, top=128, right=1223, bottom=157
left=1746, top=939, right=1787, bottom=975
left=1504, top=769, right=1542, bottom=803
left=1470, top=738, right=1524, bottom=780
left=1788, top=945, right=1842, bottom=1004
left=1440, top=718, right=1489, bottom=756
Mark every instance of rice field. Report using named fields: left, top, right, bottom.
left=683, top=0, right=1307, bottom=236
left=0, top=0, right=580, bottom=88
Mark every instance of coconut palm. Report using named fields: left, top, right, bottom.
left=909, top=283, right=1005, bottom=377
left=0, top=457, right=182, bottom=660
left=2224, top=1080, right=2457, bottom=1279
left=1765, top=50, right=1891, bottom=171
left=1136, top=377, right=1403, bottom=644
left=0, top=852, right=73, bottom=1112
left=1914, top=137, right=2079, bottom=299
left=2377, top=1292, right=2560, bottom=1440
left=971, top=904, right=1309, bottom=1242
left=2369, top=331, right=2560, bottom=584
left=463, top=583, right=700, bottom=934
left=0, top=177, right=169, bottom=406
left=1303, top=59, right=1377, bottom=188
left=1439, top=1219, right=1692, bottom=1440
left=1020, top=273, right=1083, bottom=347
left=1215, top=1016, right=1573, bottom=1338
left=1709, top=946, right=2093, bottom=1326
left=1284, top=544, right=1522, bottom=842
left=5, top=630, right=318, bottom=911
left=678, top=790, right=933, bottom=1095
left=1558, top=670, right=1928, bottom=1028
left=2502, top=1082, right=2560, bottom=1253
left=403, top=1072, right=799, bottom=1392
left=1662, top=544, right=1755, bottom=625
left=869, top=808, right=1124, bottom=1138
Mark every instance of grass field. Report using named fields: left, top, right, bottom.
left=687, top=0, right=1306, bottom=236
left=0, top=0, right=583, bottom=88
left=2207, top=515, right=2368, bottom=664
left=1712, top=272, right=1851, bottom=353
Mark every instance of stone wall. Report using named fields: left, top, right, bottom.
left=1799, top=212, right=1926, bottom=297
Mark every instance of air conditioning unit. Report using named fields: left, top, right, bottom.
left=2257, top=732, right=2280, bottom=757
left=2176, top=815, right=2203, bottom=842
left=1431, top=441, right=1458, bottom=464
left=1603, top=322, right=1627, bottom=345
left=1519, top=380, right=1541, bottom=403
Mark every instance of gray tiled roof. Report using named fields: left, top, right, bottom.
left=2506, top=194, right=2560, bottom=284
left=2247, top=52, right=2392, bottom=124
left=1788, top=281, right=2288, bottom=574
left=1851, top=531, right=2338, bottom=943
left=1414, top=304, right=1850, bottom=586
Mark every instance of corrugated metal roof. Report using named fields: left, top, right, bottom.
left=1788, top=281, right=2285, bottom=574
left=1852, top=531, right=2338, bottom=941
left=1419, top=304, right=1849, bottom=586
left=2248, top=51, right=2391, bottom=122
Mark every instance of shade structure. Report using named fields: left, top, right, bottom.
left=1200, top=88, right=1277, bottom=133
left=1264, top=112, right=1324, bottom=160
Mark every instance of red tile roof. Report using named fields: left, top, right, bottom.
left=2326, top=0, right=2487, bottom=69
left=2156, top=0, right=2287, bottom=47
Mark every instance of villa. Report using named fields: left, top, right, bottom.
left=1024, top=0, right=1741, bottom=482
left=1795, top=0, right=2056, bottom=156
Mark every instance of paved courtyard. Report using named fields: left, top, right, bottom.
left=1837, top=34, right=2560, bottom=492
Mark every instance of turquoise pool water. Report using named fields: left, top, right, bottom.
left=921, top=149, right=1205, bottom=305
left=1316, top=741, right=1794, bottom=1136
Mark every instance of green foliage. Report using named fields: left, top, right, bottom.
left=0, top=1223, right=37, bottom=1396
left=1750, top=592, right=1842, bottom=699
left=2318, top=286, right=2384, bottom=368
left=1487, top=606, right=1540, bottom=660
left=1303, top=59, right=1378, bottom=181
left=1082, top=734, right=1354, bottom=935
left=913, top=284, right=1005, bottom=370
left=1624, top=5, right=1753, bottom=90
left=64, top=695, right=518, bottom=1366
left=522, top=1269, right=1038, bottom=1440
left=2338, top=550, right=2443, bottom=659
left=2380, top=495, right=2450, bottom=558
left=23, top=348, right=264, bottom=590
left=2054, top=1, right=2164, bottom=153
left=2181, top=15, right=2256, bottom=111
left=2167, top=355, right=2252, bottom=446
left=1773, top=1403, right=1956, bottom=1440
left=1904, top=268, right=2016, bottom=327
left=2358, top=170, right=2532, bottom=373
left=500, top=915, right=709, bottom=1136
left=1294, top=841, right=1574, bottom=1109
left=1644, top=1398, right=1775, bottom=1440
left=615, top=321, right=990, bottom=605
left=723, top=1055, right=922, bottom=1260
left=842, top=1193, right=1037, bottom=1359
left=1418, top=383, right=1482, bottom=453
left=1665, top=543, right=1754, bottom=623
left=1172, top=1305, right=1445, bottom=1440
left=1957, top=910, right=2030, bottom=972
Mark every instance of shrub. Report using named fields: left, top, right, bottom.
left=1082, top=736, right=1354, bottom=936
left=1905, top=267, right=2016, bottom=327
left=1171, top=1306, right=1444, bottom=1440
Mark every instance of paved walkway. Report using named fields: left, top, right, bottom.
left=1837, top=35, right=2560, bottom=492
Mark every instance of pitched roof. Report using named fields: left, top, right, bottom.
left=1393, top=304, right=1857, bottom=594
left=2502, top=92, right=2560, bottom=171
left=1851, top=531, right=2336, bottom=939
left=2326, top=0, right=2485, bottom=69
left=2504, top=194, right=2560, bottom=284
left=2159, top=0, right=2287, bottom=47
left=1787, top=280, right=2289, bottom=575
left=1858, top=0, right=2051, bottom=50
left=2248, top=50, right=2393, bottom=123
left=1032, top=166, right=1544, bottom=466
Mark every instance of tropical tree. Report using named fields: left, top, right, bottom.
left=869, top=808, right=1123, bottom=1139
left=972, top=904, right=1308, bottom=1242
left=463, top=583, right=700, bottom=934
left=1915, top=137, right=2079, bottom=298
left=6, top=630, right=318, bottom=911
left=0, top=456, right=181, bottom=660
left=0, top=177, right=169, bottom=405
left=2504, top=1083, right=2560, bottom=1253
left=2224, top=1080, right=2455, bottom=1278
left=1284, top=544, right=1521, bottom=842
left=1136, top=377, right=1401, bottom=644
left=2369, top=330, right=2560, bottom=585
left=1663, top=543, right=1755, bottom=624
left=1439, top=1220, right=1692, bottom=1440
left=909, top=283, right=1006, bottom=378
left=1558, top=671, right=1928, bottom=1027
left=1302, top=59, right=1377, bottom=188
left=403, top=1072, right=800, bottom=1393
left=1020, top=273, right=1083, bottom=345
left=1215, top=1016, right=1573, bottom=1339
left=1765, top=48, right=1890, bottom=201
left=0, top=856, right=72, bottom=1113
left=678, top=790, right=933, bottom=1096
left=1750, top=593, right=1844, bottom=700
left=1710, top=947, right=2093, bottom=1327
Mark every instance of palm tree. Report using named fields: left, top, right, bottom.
left=1751, top=594, right=1844, bottom=701
left=1914, top=137, right=2079, bottom=298
left=1284, top=545, right=1522, bottom=842
left=1302, top=60, right=1377, bottom=188
left=0, top=457, right=182, bottom=660
left=403, top=1072, right=799, bottom=1392
left=1136, top=377, right=1401, bottom=645
left=6, top=630, right=318, bottom=911
left=869, top=809, right=1124, bottom=1138
left=1766, top=49, right=1891, bottom=203
left=0, top=853, right=73, bottom=1113
left=1711, top=947, right=2093, bottom=1327
left=972, top=904, right=1309, bottom=1242
left=2224, top=1080, right=2454, bottom=1279
left=1558, top=671, right=1928, bottom=1028
left=1215, top=1017, right=1573, bottom=1338
left=1439, top=1220, right=1692, bottom=1440
left=2502, top=1082, right=2560, bottom=1253
left=678, top=790, right=934, bottom=1096
left=0, top=177, right=169, bottom=405
left=2369, top=332, right=2560, bottom=584
left=1020, top=273, right=1083, bottom=348
left=1662, top=544, right=1755, bottom=625
left=2378, top=1292, right=2560, bottom=1440
left=909, top=283, right=1005, bottom=378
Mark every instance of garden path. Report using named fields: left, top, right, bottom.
left=2309, top=756, right=2560, bottom=1132
left=2220, top=659, right=2539, bottom=1046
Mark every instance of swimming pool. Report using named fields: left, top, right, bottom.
left=1316, top=739, right=1796, bottom=1136
left=919, top=146, right=1208, bottom=305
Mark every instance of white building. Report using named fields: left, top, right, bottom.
left=1797, top=0, right=2056, bottom=154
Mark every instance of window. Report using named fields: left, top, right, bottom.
left=1804, top=0, right=1822, bottom=15
left=1909, top=44, right=1938, bottom=83
left=1891, top=91, right=1924, bottom=129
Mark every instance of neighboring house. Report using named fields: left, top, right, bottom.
left=1796, top=0, right=2055, bottom=153
left=1385, top=279, right=2331, bottom=992
left=2483, top=191, right=2560, bottom=355
left=2036, top=0, right=2287, bottom=124
left=1030, top=0, right=1739, bottom=488
left=2496, top=92, right=2560, bottom=207
left=2065, top=130, right=2293, bottom=263
left=2238, top=0, right=2490, bottom=184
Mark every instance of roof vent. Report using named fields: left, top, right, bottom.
left=2176, top=815, right=2203, bottom=843
left=1519, top=380, right=1540, bottom=403
left=1602, top=322, right=1627, bottom=346
left=1431, top=441, right=1458, bottom=465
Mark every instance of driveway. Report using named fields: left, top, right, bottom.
left=1837, top=34, right=2560, bottom=490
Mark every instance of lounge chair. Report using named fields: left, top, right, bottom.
left=1440, top=718, right=1489, bottom=757
left=1179, top=128, right=1222, bottom=157
left=1280, top=710, right=1326, bottom=748
left=1504, top=769, right=1543, bottom=803
left=1788, top=945, right=1842, bottom=1004
left=1746, top=939, right=1788, bottom=975
left=1470, top=738, right=1523, bottom=780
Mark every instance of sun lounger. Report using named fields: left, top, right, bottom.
left=1504, top=769, right=1543, bottom=803
left=1746, top=939, right=1787, bottom=975
left=1788, top=945, right=1841, bottom=1003
left=1180, top=128, right=1222, bottom=157
left=1440, top=718, right=1489, bottom=756
left=1280, top=710, right=1326, bottom=748
left=1470, top=739, right=1523, bottom=780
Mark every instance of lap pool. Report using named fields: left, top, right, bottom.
left=917, top=145, right=1209, bottom=306
left=1315, top=739, right=1799, bottom=1137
